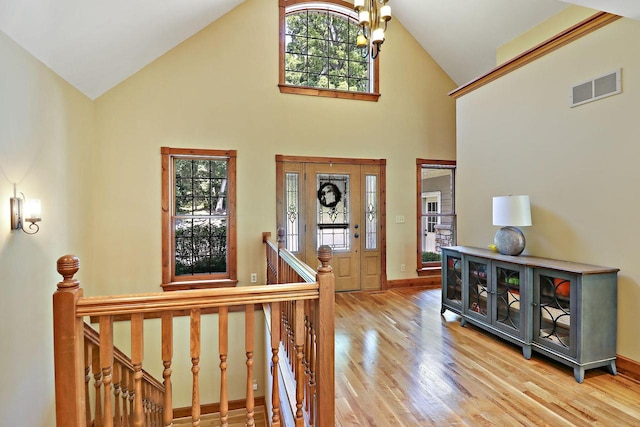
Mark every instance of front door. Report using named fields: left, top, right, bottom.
left=305, top=163, right=361, bottom=291
left=277, top=156, right=385, bottom=292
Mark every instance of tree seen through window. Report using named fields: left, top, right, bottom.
left=285, top=7, right=370, bottom=92
left=174, top=158, right=229, bottom=276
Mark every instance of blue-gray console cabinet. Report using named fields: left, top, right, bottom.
left=441, top=246, right=618, bottom=383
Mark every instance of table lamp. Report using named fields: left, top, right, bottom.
left=492, top=195, right=532, bottom=256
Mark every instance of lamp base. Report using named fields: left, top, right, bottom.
left=494, top=226, right=526, bottom=256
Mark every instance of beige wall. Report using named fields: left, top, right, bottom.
left=0, top=31, right=94, bottom=426
left=91, top=0, right=455, bottom=407
left=496, top=5, right=598, bottom=65
left=92, top=0, right=456, bottom=293
left=456, top=18, right=640, bottom=362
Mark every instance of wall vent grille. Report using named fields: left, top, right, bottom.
left=570, top=69, right=621, bottom=108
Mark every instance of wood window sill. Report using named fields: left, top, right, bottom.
left=417, top=266, right=441, bottom=277
left=278, top=84, right=380, bottom=102
left=161, top=279, right=238, bottom=291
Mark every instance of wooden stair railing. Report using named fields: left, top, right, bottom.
left=83, top=323, right=165, bottom=427
left=263, top=229, right=335, bottom=427
left=54, top=238, right=335, bottom=427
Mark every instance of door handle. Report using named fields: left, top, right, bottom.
left=354, top=233, right=360, bottom=238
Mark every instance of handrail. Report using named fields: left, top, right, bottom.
left=279, top=248, right=316, bottom=283
left=77, top=283, right=319, bottom=317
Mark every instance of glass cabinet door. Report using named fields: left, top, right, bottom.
left=465, top=256, right=490, bottom=322
left=493, top=262, right=525, bottom=337
left=441, top=249, right=463, bottom=314
left=534, top=269, right=574, bottom=357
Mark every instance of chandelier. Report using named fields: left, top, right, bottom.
left=354, top=0, right=391, bottom=59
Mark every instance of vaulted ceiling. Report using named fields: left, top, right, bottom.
left=1, top=0, right=639, bottom=100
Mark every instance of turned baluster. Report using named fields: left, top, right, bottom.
left=190, top=308, right=201, bottom=427
left=99, top=316, right=114, bottom=427
left=113, top=361, right=122, bottom=426
left=120, top=369, right=129, bottom=427
left=308, top=307, right=317, bottom=425
left=263, top=231, right=273, bottom=284
left=144, top=382, right=151, bottom=426
left=304, top=302, right=311, bottom=415
left=131, top=313, right=144, bottom=427
left=128, top=366, right=135, bottom=427
left=245, top=304, right=255, bottom=426
left=156, top=387, right=163, bottom=426
left=150, top=387, right=156, bottom=427
left=286, top=301, right=294, bottom=366
left=294, top=301, right=305, bottom=425
left=161, top=311, right=173, bottom=426
left=282, top=302, right=290, bottom=363
left=152, top=385, right=159, bottom=426
left=219, top=306, right=229, bottom=427
left=53, top=254, right=86, bottom=427
left=277, top=227, right=285, bottom=285
left=290, top=301, right=297, bottom=377
left=147, top=384, right=153, bottom=426
left=270, top=302, right=282, bottom=427
left=306, top=299, right=318, bottom=424
left=84, top=341, right=93, bottom=426
left=93, top=345, right=104, bottom=427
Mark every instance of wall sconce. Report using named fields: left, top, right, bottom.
left=10, top=184, right=41, bottom=234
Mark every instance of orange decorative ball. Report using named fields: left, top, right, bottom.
left=554, top=278, right=570, bottom=297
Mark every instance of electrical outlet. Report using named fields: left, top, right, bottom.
left=252, top=380, right=258, bottom=391
left=250, top=273, right=257, bottom=283
left=400, top=264, right=405, bottom=272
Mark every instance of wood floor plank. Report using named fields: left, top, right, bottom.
left=335, top=288, right=640, bottom=426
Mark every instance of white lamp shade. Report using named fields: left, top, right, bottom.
left=371, top=28, right=385, bottom=43
left=493, top=195, right=531, bottom=227
left=380, top=5, right=391, bottom=20
left=24, top=198, right=42, bottom=221
left=359, top=10, right=370, bottom=25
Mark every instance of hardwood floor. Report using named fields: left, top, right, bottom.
left=334, top=288, right=640, bottom=426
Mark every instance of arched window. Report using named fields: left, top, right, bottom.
left=278, top=0, right=380, bottom=101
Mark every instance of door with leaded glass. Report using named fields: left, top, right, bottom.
left=277, top=157, right=384, bottom=292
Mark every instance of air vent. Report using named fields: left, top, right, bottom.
left=570, top=69, right=621, bottom=108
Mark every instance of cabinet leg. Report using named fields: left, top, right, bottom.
left=574, top=366, right=585, bottom=383
left=607, top=360, right=617, bottom=376
left=522, top=346, right=532, bottom=360
left=441, top=306, right=446, bottom=315
left=460, top=318, right=467, bottom=327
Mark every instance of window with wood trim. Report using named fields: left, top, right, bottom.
left=416, top=160, right=456, bottom=276
left=161, top=147, right=237, bottom=290
left=278, top=0, right=380, bottom=101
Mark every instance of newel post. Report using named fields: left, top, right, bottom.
left=53, top=255, right=87, bottom=427
left=315, top=245, right=335, bottom=427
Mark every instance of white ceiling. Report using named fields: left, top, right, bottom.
left=1, top=0, right=639, bottom=100
left=0, top=0, right=245, bottom=99
left=395, top=0, right=569, bottom=86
